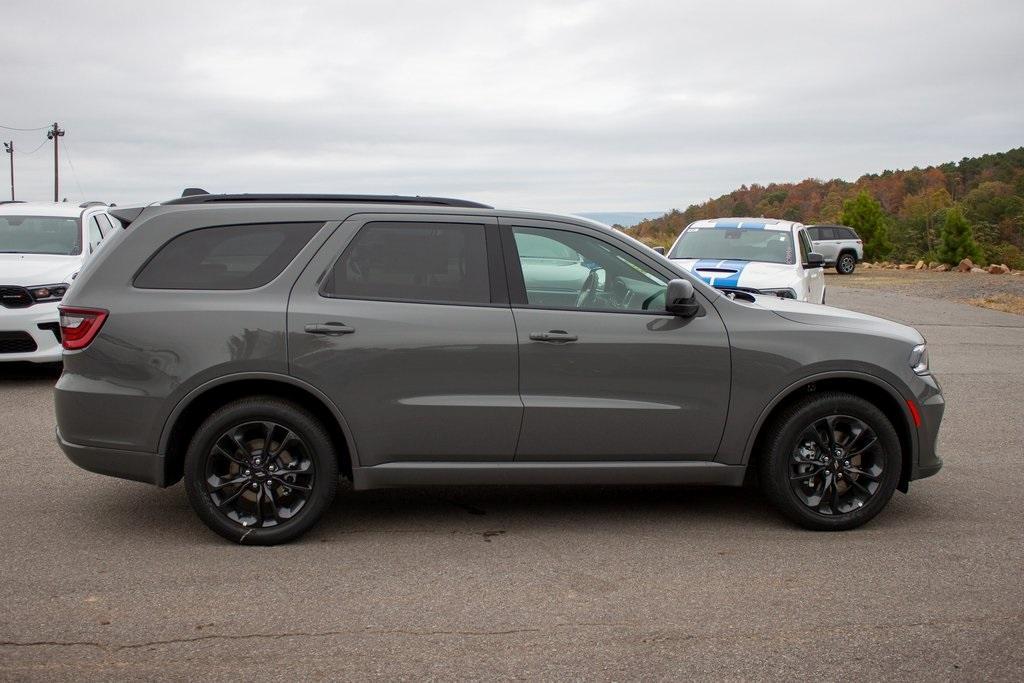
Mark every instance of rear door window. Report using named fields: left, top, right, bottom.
left=321, top=222, right=490, bottom=304
left=134, top=222, right=323, bottom=290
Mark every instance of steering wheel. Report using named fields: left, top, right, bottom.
left=575, top=269, right=599, bottom=309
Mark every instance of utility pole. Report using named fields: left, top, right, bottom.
left=2, top=141, right=12, bottom=200
left=47, top=122, right=64, bottom=202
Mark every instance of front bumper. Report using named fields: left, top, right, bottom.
left=909, top=374, right=944, bottom=481
left=56, top=428, right=167, bottom=486
left=0, top=302, right=62, bottom=363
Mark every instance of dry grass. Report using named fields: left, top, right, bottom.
left=826, top=268, right=1024, bottom=315
left=967, top=293, right=1024, bottom=315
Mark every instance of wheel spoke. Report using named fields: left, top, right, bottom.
left=846, top=467, right=880, bottom=482
left=847, top=476, right=872, bottom=498
left=847, top=436, right=878, bottom=458
left=790, top=466, right=826, bottom=482
left=213, top=439, right=247, bottom=466
left=210, top=474, right=248, bottom=491
left=217, top=482, right=248, bottom=508
left=264, top=483, right=284, bottom=521
left=270, top=475, right=312, bottom=492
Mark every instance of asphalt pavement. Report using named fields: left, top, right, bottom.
left=1, top=284, right=1022, bottom=681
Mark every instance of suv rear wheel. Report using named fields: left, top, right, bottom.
left=758, top=392, right=901, bottom=530
left=836, top=252, right=857, bottom=274
left=184, top=397, right=338, bottom=544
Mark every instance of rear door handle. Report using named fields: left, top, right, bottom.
left=529, top=330, right=578, bottom=343
left=304, top=322, right=355, bottom=335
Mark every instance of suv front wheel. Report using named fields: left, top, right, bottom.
left=836, top=252, right=857, bottom=274
left=184, top=397, right=338, bottom=544
left=758, top=392, right=901, bottom=530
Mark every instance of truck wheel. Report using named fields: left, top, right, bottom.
left=836, top=253, right=857, bottom=274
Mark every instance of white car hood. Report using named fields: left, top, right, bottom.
left=0, top=254, right=81, bottom=285
left=671, top=258, right=799, bottom=289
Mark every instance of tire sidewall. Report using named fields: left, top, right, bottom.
left=764, top=394, right=901, bottom=530
left=837, top=254, right=856, bottom=274
left=184, top=398, right=338, bottom=545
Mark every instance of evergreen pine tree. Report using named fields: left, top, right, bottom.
left=936, top=207, right=983, bottom=265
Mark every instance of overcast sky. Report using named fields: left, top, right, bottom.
left=2, top=0, right=1022, bottom=213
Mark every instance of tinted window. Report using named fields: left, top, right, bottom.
left=87, top=216, right=103, bottom=251
left=323, top=222, right=489, bottom=304
left=512, top=227, right=667, bottom=312
left=134, top=222, right=322, bottom=290
left=798, top=229, right=814, bottom=262
left=815, top=227, right=835, bottom=240
left=95, top=214, right=114, bottom=238
left=838, top=227, right=857, bottom=239
left=0, top=215, right=80, bottom=255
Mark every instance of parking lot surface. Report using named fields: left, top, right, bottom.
left=1, top=284, right=1022, bottom=681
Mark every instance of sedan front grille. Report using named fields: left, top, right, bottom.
left=0, top=331, right=38, bottom=354
left=0, top=286, right=33, bottom=309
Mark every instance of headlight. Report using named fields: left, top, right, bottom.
left=909, top=344, right=929, bottom=375
left=27, top=283, right=69, bottom=303
left=760, top=288, right=797, bottom=299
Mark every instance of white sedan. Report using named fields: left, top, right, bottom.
left=666, top=217, right=826, bottom=304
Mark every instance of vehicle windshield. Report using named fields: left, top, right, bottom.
left=0, top=215, right=81, bottom=255
left=668, top=227, right=795, bottom=265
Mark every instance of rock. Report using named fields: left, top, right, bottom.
left=987, top=264, right=1010, bottom=274
left=933, top=264, right=949, bottom=272
left=862, top=262, right=873, bottom=269
left=970, top=267, right=987, bottom=274
left=928, top=261, right=939, bottom=269
left=915, top=260, right=926, bottom=270
left=957, top=258, right=974, bottom=272
left=898, top=264, right=915, bottom=270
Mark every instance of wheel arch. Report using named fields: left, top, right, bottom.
left=743, top=372, right=916, bottom=492
left=159, top=372, right=358, bottom=487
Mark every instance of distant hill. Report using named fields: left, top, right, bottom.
left=630, top=147, right=1024, bottom=268
left=575, top=211, right=665, bottom=228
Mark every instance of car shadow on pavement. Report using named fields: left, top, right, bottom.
left=0, top=361, right=62, bottom=382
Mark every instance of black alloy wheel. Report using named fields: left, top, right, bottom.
left=759, top=391, right=901, bottom=530
left=184, top=397, right=338, bottom=544
left=788, top=415, right=883, bottom=515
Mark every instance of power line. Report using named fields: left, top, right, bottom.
left=0, top=123, right=49, bottom=132
left=20, top=138, right=50, bottom=155
left=60, top=137, right=85, bottom=199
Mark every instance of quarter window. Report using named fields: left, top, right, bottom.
left=322, top=222, right=490, bottom=304
left=134, top=222, right=323, bottom=290
left=510, top=227, right=667, bottom=312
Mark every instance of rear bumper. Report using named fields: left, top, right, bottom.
left=56, top=428, right=166, bottom=486
left=0, top=302, right=63, bottom=363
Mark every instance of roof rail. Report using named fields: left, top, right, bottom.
left=0, top=200, right=25, bottom=205
left=162, top=193, right=493, bottom=209
left=79, top=201, right=108, bottom=209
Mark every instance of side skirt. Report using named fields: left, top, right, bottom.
left=352, top=461, right=746, bottom=491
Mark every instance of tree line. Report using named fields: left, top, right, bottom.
left=629, top=147, right=1024, bottom=268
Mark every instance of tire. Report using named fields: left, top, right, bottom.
left=758, top=391, right=901, bottom=531
left=836, top=253, right=857, bottom=274
left=184, top=396, right=338, bottom=545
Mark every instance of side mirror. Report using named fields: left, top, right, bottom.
left=804, top=252, right=825, bottom=268
left=666, top=279, right=699, bottom=317
left=652, top=246, right=666, bottom=255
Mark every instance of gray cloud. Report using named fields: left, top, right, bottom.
left=2, top=0, right=1022, bottom=213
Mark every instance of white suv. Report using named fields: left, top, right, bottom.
left=807, top=224, right=863, bottom=274
left=0, top=201, right=119, bottom=363
left=667, top=217, right=826, bottom=304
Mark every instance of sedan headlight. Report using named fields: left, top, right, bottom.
left=27, top=283, right=69, bottom=303
left=909, top=344, right=930, bottom=375
left=760, top=288, right=797, bottom=299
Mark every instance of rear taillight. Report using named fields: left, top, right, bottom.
left=58, top=306, right=108, bottom=350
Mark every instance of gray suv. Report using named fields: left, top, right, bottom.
left=54, top=193, right=943, bottom=544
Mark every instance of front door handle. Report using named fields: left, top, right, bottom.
left=304, top=322, right=355, bottom=335
left=529, top=330, right=578, bottom=343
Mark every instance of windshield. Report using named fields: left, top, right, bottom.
left=0, top=215, right=81, bottom=255
left=669, top=227, right=795, bottom=265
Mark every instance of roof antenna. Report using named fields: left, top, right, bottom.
left=181, top=187, right=210, bottom=197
